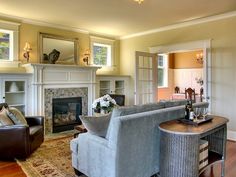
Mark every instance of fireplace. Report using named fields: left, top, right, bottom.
left=52, top=97, right=82, bottom=133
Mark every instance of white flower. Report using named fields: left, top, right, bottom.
left=100, top=100, right=110, bottom=107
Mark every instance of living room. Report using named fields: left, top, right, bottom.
left=0, top=0, right=236, bottom=177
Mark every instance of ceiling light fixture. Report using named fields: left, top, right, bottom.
left=134, top=0, right=144, bottom=4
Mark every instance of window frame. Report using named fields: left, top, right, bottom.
left=0, top=20, right=20, bottom=63
left=157, top=54, right=168, bottom=88
left=0, top=29, right=13, bottom=61
left=90, top=36, right=114, bottom=67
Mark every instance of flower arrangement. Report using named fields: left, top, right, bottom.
left=92, top=94, right=117, bottom=114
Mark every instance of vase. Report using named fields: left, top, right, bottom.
left=9, top=82, right=19, bottom=92
left=100, top=109, right=108, bottom=114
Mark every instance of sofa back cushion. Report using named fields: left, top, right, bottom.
left=106, top=102, right=165, bottom=139
left=7, top=107, right=28, bottom=126
left=161, top=99, right=187, bottom=108
left=0, top=106, right=14, bottom=126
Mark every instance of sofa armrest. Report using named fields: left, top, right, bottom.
left=25, top=116, right=44, bottom=126
left=0, top=125, right=30, bottom=159
left=72, top=133, right=116, bottom=177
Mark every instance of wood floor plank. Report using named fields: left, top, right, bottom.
left=0, top=141, right=235, bottom=177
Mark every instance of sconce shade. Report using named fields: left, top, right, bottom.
left=23, top=42, right=32, bottom=52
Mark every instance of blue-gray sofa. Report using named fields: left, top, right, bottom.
left=70, top=100, right=209, bottom=177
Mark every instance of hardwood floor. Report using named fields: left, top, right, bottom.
left=0, top=160, right=26, bottom=177
left=0, top=141, right=235, bottom=177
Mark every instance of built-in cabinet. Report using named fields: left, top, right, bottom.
left=0, top=74, right=31, bottom=115
left=96, top=75, right=130, bottom=105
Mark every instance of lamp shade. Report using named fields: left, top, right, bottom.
left=23, top=42, right=32, bottom=52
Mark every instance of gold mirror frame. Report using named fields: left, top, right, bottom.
left=39, top=33, right=78, bottom=65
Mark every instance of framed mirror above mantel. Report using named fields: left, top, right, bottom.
left=39, top=32, right=79, bottom=65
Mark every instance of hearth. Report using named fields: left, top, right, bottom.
left=52, top=97, right=82, bottom=133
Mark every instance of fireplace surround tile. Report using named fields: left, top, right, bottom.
left=44, top=87, right=88, bottom=133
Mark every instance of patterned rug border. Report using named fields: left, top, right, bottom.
left=16, top=135, right=75, bottom=177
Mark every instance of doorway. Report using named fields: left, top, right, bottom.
left=135, top=40, right=211, bottom=107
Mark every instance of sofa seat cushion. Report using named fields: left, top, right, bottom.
left=29, top=125, right=43, bottom=140
left=80, top=113, right=112, bottom=137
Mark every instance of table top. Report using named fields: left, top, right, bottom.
left=159, top=115, right=229, bottom=135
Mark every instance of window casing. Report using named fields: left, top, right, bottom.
left=157, top=54, right=168, bottom=88
left=0, top=20, right=19, bottom=63
left=0, top=29, right=13, bottom=61
left=90, top=36, right=114, bottom=67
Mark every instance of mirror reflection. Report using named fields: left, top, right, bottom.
left=39, top=33, right=78, bottom=65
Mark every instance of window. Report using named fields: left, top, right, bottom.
left=93, top=43, right=111, bottom=66
left=90, top=36, right=114, bottom=67
left=0, top=20, right=19, bottom=62
left=157, top=54, right=168, bottom=87
left=0, top=29, right=12, bottom=61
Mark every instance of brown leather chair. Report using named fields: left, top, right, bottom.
left=0, top=103, right=44, bottom=159
left=185, top=87, right=196, bottom=103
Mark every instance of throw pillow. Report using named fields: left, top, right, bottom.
left=7, top=107, right=28, bottom=125
left=0, top=106, right=14, bottom=126
left=80, top=113, right=111, bottom=137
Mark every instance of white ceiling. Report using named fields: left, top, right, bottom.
left=0, top=0, right=236, bottom=38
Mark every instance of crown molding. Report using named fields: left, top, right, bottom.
left=120, top=10, right=236, bottom=40
left=0, top=12, right=89, bottom=34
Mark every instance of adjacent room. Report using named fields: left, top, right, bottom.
left=0, top=0, right=236, bottom=177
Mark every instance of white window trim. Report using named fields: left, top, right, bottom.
left=90, top=36, right=115, bottom=68
left=0, top=20, right=20, bottom=63
left=157, top=54, right=168, bottom=88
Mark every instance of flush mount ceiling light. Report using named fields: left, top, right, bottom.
left=134, top=0, right=144, bottom=4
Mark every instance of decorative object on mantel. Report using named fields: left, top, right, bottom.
left=23, top=42, right=32, bottom=62
left=196, top=52, right=203, bottom=64
left=92, top=94, right=117, bottom=114
left=43, top=49, right=61, bottom=64
left=83, top=49, right=90, bottom=65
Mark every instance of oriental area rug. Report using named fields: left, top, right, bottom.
left=17, top=135, right=86, bottom=177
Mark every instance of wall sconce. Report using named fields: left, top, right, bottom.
left=83, top=49, right=90, bottom=65
left=23, top=42, right=32, bottom=62
left=196, top=53, right=203, bottom=64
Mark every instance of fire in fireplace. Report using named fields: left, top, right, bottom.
left=52, top=97, right=82, bottom=133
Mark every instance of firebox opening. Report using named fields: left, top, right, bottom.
left=52, top=97, right=82, bottom=133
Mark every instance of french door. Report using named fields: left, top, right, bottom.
left=135, top=51, right=157, bottom=105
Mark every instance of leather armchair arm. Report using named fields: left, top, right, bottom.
left=25, top=116, right=44, bottom=126
left=0, top=125, right=30, bottom=159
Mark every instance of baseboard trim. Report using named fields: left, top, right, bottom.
left=227, top=130, right=236, bottom=141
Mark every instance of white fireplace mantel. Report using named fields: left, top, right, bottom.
left=23, top=63, right=100, bottom=116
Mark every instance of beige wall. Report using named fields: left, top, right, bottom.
left=0, top=17, right=120, bottom=75
left=120, top=16, right=236, bottom=131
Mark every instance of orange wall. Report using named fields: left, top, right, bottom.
left=157, top=50, right=203, bottom=101
left=173, top=50, right=203, bottom=69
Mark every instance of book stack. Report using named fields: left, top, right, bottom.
left=199, top=139, right=208, bottom=170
